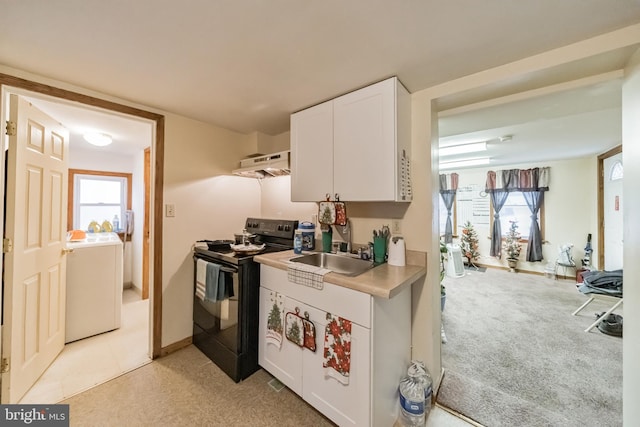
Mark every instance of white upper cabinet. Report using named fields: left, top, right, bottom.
left=291, top=77, right=412, bottom=202
left=290, top=100, right=333, bottom=202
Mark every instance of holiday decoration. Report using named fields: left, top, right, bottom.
left=285, top=308, right=316, bottom=352
left=460, top=221, right=480, bottom=267
left=266, top=294, right=284, bottom=348
left=323, top=313, right=352, bottom=385
left=503, top=220, right=522, bottom=260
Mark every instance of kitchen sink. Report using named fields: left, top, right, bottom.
left=290, top=252, right=374, bottom=277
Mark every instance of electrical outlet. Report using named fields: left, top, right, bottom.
left=392, top=220, right=401, bottom=234
left=165, top=204, right=175, bottom=217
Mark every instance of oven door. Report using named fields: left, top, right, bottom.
left=193, top=259, right=240, bottom=353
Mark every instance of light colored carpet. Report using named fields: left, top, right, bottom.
left=438, top=268, right=622, bottom=427
left=63, top=345, right=335, bottom=426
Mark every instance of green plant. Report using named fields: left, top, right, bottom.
left=440, top=240, right=448, bottom=296
left=503, top=220, right=522, bottom=260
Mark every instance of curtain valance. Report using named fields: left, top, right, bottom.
left=439, top=173, right=459, bottom=192
left=485, top=167, right=550, bottom=192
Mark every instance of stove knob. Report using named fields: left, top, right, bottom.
left=284, top=225, right=291, bottom=232
left=277, top=224, right=284, bottom=231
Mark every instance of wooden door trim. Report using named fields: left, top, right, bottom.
left=597, top=144, right=622, bottom=270
left=142, top=148, right=150, bottom=300
left=0, top=73, right=164, bottom=359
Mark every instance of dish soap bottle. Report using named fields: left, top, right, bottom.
left=113, top=215, right=120, bottom=232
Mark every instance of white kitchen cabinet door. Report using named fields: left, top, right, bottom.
left=333, top=78, right=396, bottom=201
left=291, top=100, right=334, bottom=202
left=258, top=287, right=303, bottom=395
left=301, top=302, right=371, bottom=427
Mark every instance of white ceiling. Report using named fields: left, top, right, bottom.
left=438, top=77, right=623, bottom=168
left=1, top=1, right=639, bottom=160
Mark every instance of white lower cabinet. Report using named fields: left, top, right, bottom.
left=258, top=265, right=411, bottom=427
left=258, top=288, right=303, bottom=394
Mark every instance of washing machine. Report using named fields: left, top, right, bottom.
left=65, top=232, right=123, bottom=343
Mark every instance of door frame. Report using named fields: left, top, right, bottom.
left=0, top=73, right=164, bottom=359
left=597, top=144, right=623, bottom=270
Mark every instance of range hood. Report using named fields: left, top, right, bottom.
left=232, top=150, right=290, bottom=178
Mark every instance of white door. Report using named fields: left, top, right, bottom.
left=604, top=153, right=623, bottom=270
left=258, top=287, right=303, bottom=395
left=290, top=100, right=334, bottom=202
left=302, top=302, right=370, bottom=427
left=2, top=95, right=69, bottom=403
left=333, top=78, right=395, bottom=201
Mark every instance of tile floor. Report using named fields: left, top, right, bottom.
left=19, top=288, right=151, bottom=404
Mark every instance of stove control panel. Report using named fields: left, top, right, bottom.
left=244, top=218, right=299, bottom=239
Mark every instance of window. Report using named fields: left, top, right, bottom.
left=68, top=169, right=132, bottom=231
left=610, top=161, right=623, bottom=181
left=490, top=191, right=545, bottom=241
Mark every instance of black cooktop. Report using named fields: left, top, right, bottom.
left=194, top=218, right=299, bottom=265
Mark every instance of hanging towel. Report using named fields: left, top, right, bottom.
left=266, top=292, right=284, bottom=348
left=195, top=259, right=207, bottom=301
left=287, top=262, right=331, bottom=290
left=323, top=313, right=352, bottom=385
left=205, top=262, right=221, bottom=302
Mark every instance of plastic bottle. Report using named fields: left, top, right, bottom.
left=113, top=215, right=120, bottom=232
left=398, top=360, right=433, bottom=426
left=293, top=229, right=303, bottom=254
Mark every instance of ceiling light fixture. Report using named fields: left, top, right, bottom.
left=83, top=132, right=112, bottom=147
left=440, top=141, right=487, bottom=157
left=439, top=157, right=490, bottom=170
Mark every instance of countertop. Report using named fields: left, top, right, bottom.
left=254, top=250, right=427, bottom=299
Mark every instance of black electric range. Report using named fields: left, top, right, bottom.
left=192, top=218, right=298, bottom=382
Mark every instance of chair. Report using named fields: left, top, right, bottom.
left=555, top=243, right=576, bottom=279
left=572, top=269, right=623, bottom=332
left=572, top=292, right=623, bottom=332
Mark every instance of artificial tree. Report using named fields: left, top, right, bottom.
left=460, top=221, right=481, bottom=268
left=503, top=220, right=523, bottom=271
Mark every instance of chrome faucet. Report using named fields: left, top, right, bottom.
left=332, top=219, right=352, bottom=254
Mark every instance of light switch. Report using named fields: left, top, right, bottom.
left=165, top=204, right=175, bottom=217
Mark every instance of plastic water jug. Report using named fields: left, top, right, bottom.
left=298, top=221, right=315, bottom=251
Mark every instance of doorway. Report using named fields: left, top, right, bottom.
left=0, top=73, right=165, bottom=403
left=598, top=146, right=623, bottom=270
left=438, top=76, right=621, bottom=422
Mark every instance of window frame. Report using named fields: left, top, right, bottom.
left=67, top=169, right=132, bottom=231
left=489, top=191, right=545, bottom=243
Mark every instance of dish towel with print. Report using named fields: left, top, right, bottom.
left=323, top=313, right=352, bottom=385
left=287, top=262, right=331, bottom=290
left=266, top=292, right=285, bottom=348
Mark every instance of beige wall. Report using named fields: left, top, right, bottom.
left=448, top=157, right=598, bottom=274
left=161, top=113, right=260, bottom=344
left=260, top=176, right=316, bottom=222
left=622, top=46, right=640, bottom=426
